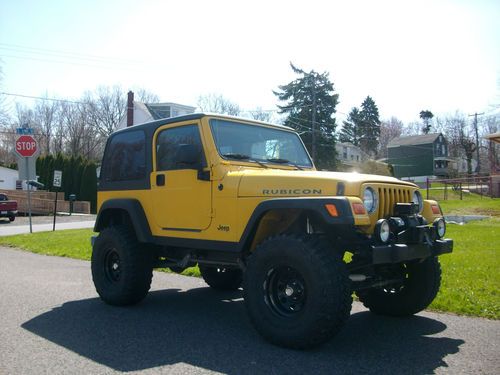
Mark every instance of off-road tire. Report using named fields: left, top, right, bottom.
left=243, top=235, right=352, bottom=349
left=91, top=225, right=153, bottom=306
left=199, top=266, right=243, bottom=291
left=356, top=256, right=441, bottom=316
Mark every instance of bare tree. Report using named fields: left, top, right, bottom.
left=247, top=107, right=272, bottom=122
left=378, top=117, right=403, bottom=159
left=34, top=99, right=58, bottom=155
left=83, top=85, right=125, bottom=137
left=402, top=121, right=421, bottom=136
left=197, top=93, right=240, bottom=116
left=134, top=88, right=160, bottom=103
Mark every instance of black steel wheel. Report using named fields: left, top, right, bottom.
left=356, top=257, right=442, bottom=316
left=199, top=265, right=242, bottom=291
left=91, top=225, right=153, bottom=306
left=265, top=266, right=307, bottom=317
left=243, top=235, right=352, bottom=349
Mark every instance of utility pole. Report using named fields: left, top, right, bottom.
left=468, top=112, right=484, bottom=173
left=311, top=75, right=317, bottom=162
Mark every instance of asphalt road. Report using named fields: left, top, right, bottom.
left=0, top=247, right=498, bottom=375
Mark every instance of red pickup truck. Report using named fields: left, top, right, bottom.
left=0, top=193, right=18, bottom=222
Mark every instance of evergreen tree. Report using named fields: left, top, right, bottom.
left=358, top=96, right=381, bottom=156
left=274, top=63, right=339, bottom=170
left=419, top=110, right=434, bottom=134
left=339, top=107, right=362, bottom=146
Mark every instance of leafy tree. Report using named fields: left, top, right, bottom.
left=339, top=107, right=362, bottom=146
left=358, top=96, right=381, bottom=156
left=274, top=63, right=339, bottom=170
left=420, top=110, right=434, bottom=134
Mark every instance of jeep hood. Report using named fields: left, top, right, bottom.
left=237, top=169, right=416, bottom=197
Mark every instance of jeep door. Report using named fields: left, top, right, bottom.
left=151, top=122, right=212, bottom=231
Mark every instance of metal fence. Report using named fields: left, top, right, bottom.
left=425, top=176, right=496, bottom=200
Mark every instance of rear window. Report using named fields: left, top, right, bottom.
left=101, top=130, right=146, bottom=182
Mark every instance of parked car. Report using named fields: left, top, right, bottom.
left=0, top=193, right=18, bottom=222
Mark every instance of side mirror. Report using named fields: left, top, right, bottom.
left=175, top=144, right=201, bottom=167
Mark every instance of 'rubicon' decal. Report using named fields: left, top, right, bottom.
left=262, top=189, right=322, bottom=195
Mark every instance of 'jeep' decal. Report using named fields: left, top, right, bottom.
left=262, top=189, right=322, bottom=195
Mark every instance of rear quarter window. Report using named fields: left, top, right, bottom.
left=101, top=130, right=146, bottom=182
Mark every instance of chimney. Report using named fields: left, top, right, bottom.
left=127, top=91, right=134, bottom=127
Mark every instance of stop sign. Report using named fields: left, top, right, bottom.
left=15, top=135, right=38, bottom=157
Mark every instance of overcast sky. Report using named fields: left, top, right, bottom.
left=1, top=0, right=499, bottom=124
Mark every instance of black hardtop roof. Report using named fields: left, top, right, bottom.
left=112, top=113, right=294, bottom=135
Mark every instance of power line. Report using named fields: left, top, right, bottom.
left=0, top=92, right=86, bottom=105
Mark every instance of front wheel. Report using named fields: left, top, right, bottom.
left=243, top=235, right=352, bottom=349
left=91, top=226, right=153, bottom=306
left=356, top=257, right=442, bottom=316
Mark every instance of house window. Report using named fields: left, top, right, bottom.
left=356, top=155, right=359, bottom=161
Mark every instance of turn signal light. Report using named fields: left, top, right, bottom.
left=431, top=205, right=441, bottom=214
left=352, top=202, right=367, bottom=215
left=325, top=204, right=339, bottom=217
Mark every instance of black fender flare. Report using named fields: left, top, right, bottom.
left=238, top=197, right=355, bottom=252
left=94, top=199, right=152, bottom=243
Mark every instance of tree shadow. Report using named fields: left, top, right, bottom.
left=22, top=288, right=464, bottom=374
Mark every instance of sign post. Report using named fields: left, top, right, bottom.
left=52, top=170, right=62, bottom=231
left=15, top=132, right=39, bottom=233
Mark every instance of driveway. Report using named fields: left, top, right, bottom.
left=0, top=247, right=498, bottom=374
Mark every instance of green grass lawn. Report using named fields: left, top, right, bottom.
left=438, top=195, right=500, bottom=216
left=1, top=215, right=498, bottom=319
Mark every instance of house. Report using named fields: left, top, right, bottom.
left=0, top=166, right=20, bottom=190
left=117, top=91, right=196, bottom=129
left=387, top=133, right=452, bottom=179
left=335, top=142, right=366, bottom=169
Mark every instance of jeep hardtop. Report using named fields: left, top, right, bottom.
left=92, top=113, right=453, bottom=349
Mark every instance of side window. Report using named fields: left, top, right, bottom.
left=156, top=125, right=204, bottom=171
left=101, top=130, right=146, bottom=182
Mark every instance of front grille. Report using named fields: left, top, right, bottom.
left=376, top=186, right=412, bottom=218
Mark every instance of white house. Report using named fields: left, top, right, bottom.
left=0, top=166, right=21, bottom=190
left=117, top=91, right=196, bottom=129
left=335, top=142, right=366, bottom=167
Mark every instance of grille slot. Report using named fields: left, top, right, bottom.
left=376, top=186, right=412, bottom=218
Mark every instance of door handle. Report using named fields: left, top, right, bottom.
left=156, top=174, right=165, bottom=186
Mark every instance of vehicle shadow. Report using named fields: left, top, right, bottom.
left=22, top=288, right=464, bottom=374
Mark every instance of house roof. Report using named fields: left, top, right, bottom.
left=484, top=132, right=500, bottom=143
left=388, top=133, right=442, bottom=148
left=145, top=102, right=197, bottom=120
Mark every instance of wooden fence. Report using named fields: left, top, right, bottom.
left=0, top=189, right=91, bottom=214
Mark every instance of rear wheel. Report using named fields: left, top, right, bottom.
left=9, top=216, right=15, bottom=222
left=199, top=265, right=242, bottom=291
left=357, top=257, right=441, bottom=316
left=243, top=235, right=352, bottom=349
left=91, top=225, right=153, bottom=306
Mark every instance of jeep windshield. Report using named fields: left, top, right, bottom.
left=209, top=119, right=313, bottom=168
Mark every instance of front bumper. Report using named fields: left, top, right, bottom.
left=372, top=238, right=453, bottom=264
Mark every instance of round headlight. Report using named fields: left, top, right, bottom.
left=363, top=187, right=377, bottom=214
left=374, top=219, right=391, bottom=243
left=433, top=218, right=446, bottom=238
left=412, top=190, right=423, bottom=213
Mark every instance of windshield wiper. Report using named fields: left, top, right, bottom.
left=267, top=158, right=304, bottom=170
left=222, top=153, right=269, bottom=168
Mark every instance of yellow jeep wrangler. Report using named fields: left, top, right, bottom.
left=91, top=113, right=453, bottom=349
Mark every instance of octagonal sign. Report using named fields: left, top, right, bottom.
left=15, top=135, right=38, bottom=157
